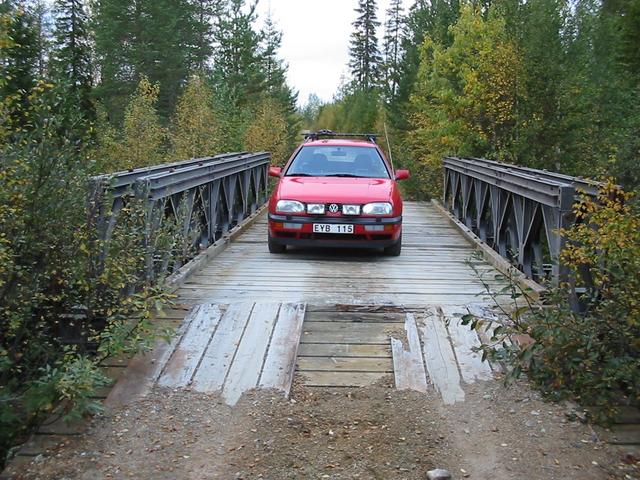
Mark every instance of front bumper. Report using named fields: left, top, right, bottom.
left=268, top=213, right=402, bottom=249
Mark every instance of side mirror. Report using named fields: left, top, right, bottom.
left=395, top=169, right=410, bottom=181
left=268, top=166, right=282, bottom=178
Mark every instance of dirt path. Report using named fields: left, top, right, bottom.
left=8, top=378, right=638, bottom=480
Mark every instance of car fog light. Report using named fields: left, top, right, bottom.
left=364, top=225, right=385, bottom=232
left=307, top=203, right=325, bottom=214
left=283, top=222, right=303, bottom=230
left=342, top=204, right=361, bottom=215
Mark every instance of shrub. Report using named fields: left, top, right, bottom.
left=0, top=81, right=172, bottom=467
left=465, top=181, right=640, bottom=422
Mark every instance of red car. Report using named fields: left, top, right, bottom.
left=267, top=131, right=409, bottom=256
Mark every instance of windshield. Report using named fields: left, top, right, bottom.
left=285, top=146, right=390, bottom=179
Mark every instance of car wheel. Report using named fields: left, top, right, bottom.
left=384, top=235, right=402, bottom=256
left=268, top=234, right=286, bottom=254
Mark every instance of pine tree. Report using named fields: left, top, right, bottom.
left=349, top=0, right=382, bottom=91
left=187, top=0, right=223, bottom=72
left=259, top=12, right=299, bottom=150
left=382, top=0, right=403, bottom=103
left=210, top=0, right=265, bottom=107
left=0, top=1, right=41, bottom=130
left=0, top=2, right=40, bottom=99
left=51, top=0, right=93, bottom=117
left=30, top=0, right=52, bottom=78
left=94, top=0, right=199, bottom=121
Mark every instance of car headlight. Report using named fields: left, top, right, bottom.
left=276, top=200, right=305, bottom=213
left=362, top=202, right=392, bottom=215
left=307, top=203, right=325, bottom=214
left=342, top=204, right=361, bottom=215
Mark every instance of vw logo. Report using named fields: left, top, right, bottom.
left=328, top=203, right=340, bottom=213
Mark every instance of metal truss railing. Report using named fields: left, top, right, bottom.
left=89, top=152, right=271, bottom=282
left=443, top=156, right=600, bottom=286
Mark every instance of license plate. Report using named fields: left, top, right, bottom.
left=313, top=224, right=354, bottom=234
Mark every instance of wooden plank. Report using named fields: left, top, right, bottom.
left=297, top=343, right=390, bottom=358
left=391, top=313, right=428, bottom=393
left=301, top=330, right=391, bottom=345
left=296, top=356, right=393, bottom=372
left=158, top=304, right=222, bottom=388
left=418, top=308, right=465, bottom=405
left=222, top=302, right=281, bottom=405
left=303, top=321, right=405, bottom=333
left=304, top=311, right=405, bottom=323
left=105, top=306, right=198, bottom=408
left=191, top=302, right=255, bottom=392
left=259, top=303, right=306, bottom=396
left=440, top=305, right=493, bottom=383
left=180, top=284, right=488, bottom=295
left=298, top=370, right=389, bottom=387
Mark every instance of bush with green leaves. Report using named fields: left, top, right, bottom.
left=0, top=81, right=175, bottom=466
left=465, top=182, right=640, bottom=422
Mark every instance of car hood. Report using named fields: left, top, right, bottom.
left=276, top=176, right=395, bottom=204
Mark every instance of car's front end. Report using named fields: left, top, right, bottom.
left=267, top=135, right=409, bottom=255
left=268, top=180, right=402, bottom=250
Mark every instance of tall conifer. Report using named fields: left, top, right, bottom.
left=349, top=0, right=382, bottom=91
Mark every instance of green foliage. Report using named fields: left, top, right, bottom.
left=170, top=75, right=223, bottom=160
left=243, top=96, right=290, bottom=166
left=93, top=77, right=166, bottom=172
left=381, top=0, right=404, bottom=104
left=464, top=183, right=640, bottom=421
left=210, top=0, right=265, bottom=108
left=349, top=0, right=382, bottom=91
left=50, top=0, right=93, bottom=119
left=0, top=2, right=41, bottom=127
left=93, top=0, right=206, bottom=120
left=314, top=88, right=381, bottom=134
left=0, top=80, right=172, bottom=468
left=407, top=5, right=521, bottom=199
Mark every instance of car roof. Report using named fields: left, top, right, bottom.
left=302, top=139, right=378, bottom=148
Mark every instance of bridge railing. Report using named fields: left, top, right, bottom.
left=89, top=152, right=271, bottom=283
left=443, top=156, right=601, bottom=286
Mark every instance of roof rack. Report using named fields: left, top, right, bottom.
left=302, top=129, right=379, bottom=143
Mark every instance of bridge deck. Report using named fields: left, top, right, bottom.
left=177, top=201, right=499, bottom=306
left=106, top=201, right=506, bottom=408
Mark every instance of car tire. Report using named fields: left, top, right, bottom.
left=268, top=234, right=286, bottom=254
left=384, top=235, right=402, bottom=256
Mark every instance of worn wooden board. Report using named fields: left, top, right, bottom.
left=105, top=306, right=196, bottom=408
left=418, top=308, right=465, bottom=405
left=391, top=313, right=428, bottom=393
left=191, top=302, right=255, bottom=392
left=297, top=356, right=393, bottom=372
left=295, top=311, right=405, bottom=323
left=158, top=304, right=222, bottom=388
left=299, top=371, right=389, bottom=387
left=300, top=329, right=392, bottom=345
left=297, top=343, right=390, bottom=358
left=440, top=305, right=493, bottom=383
left=259, top=303, right=306, bottom=395
left=222, top=303, right=281, bottom=405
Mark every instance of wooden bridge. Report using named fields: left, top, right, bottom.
left=7, top=153, right=640, bottom=479
left=106, top=200, right=501, bottom=408
left=89, top=152, right=599, bottom=408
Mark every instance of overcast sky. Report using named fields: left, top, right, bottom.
left=255, top=0, right=410, bottom=106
